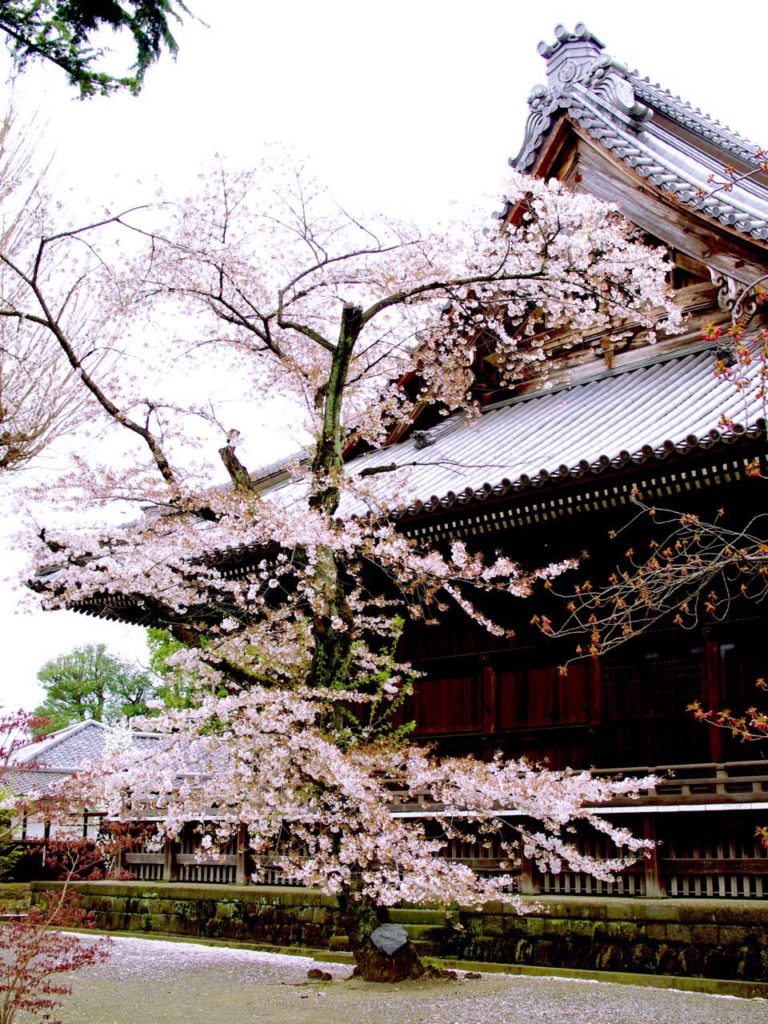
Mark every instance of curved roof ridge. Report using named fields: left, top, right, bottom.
left=627, top=72, right=765, bottom=166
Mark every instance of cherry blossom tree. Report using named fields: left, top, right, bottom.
left=16, top=160, right=683, bottom=980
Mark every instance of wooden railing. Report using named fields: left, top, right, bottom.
left=592, top=760, right=768, bottom=807
left=386, top=760, right=768, bottom=814
left=101, top=761, right=768, bottom=899
left=123, top=827, right=246, bottom=885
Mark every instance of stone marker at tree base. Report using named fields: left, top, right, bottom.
left=370, top=923, right=409, bottom=956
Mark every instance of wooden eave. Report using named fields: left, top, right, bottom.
left=398, top=432, right=768, bottom=546
left=58, top=423, right=767, bottom=630
left=527, top=116, right=768, bottom=286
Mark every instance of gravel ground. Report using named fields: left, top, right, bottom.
left=27, top=934, right=768, bottom=1024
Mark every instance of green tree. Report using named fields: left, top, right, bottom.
left=145, top=626, right=196, bottom=709
left=33, top=643, right=156, bottom=732
left=0, top=0, right=192, bottom=97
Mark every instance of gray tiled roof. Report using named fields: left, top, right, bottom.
left=303, top=346, right=764, bottom=521
left=9, top=724, right=157, bottom=778
left=12, top=720, right=111, bottom=769
left=6, top=716, right=228, bottom=802
left=4, top=768, right=72, bottom=797
left=512, top=25, right=768, bottom=242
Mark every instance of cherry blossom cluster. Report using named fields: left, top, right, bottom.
left=64, top=687, right=657, bottom=909
left=86, top=160, right=684, bottom=459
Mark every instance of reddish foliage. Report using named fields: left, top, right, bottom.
left=0, top=890, right=111, bottom=1024
left=0, top=711, right=50, bottom=770
left=43, top=824, right=145, bottom=883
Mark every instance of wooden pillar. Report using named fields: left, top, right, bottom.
left=517, top=853, right=540, bottom=896
left=235, top=823, right=249, bottom=885
left=642, top=813, right=666, bottom=898
left=703, top=634, right=724, bottom=763
left=112, top=845, right=124, bottom=877
left=163, top=836, right=177, bottom=882
left=481, top=660, right=497, bottom=737
left=588, top=654, right=604, bottom=763
left=588, top=655, right=603, bottom=724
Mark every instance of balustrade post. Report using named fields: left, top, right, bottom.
left=163, top=836, right=177, bottom=882
left=642, top=813, right=666, bottom=898
left=236, top=823, right=249, bottom=885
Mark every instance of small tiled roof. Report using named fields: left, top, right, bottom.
left=8, top=720, right=159, bottom=796
left=6, top=719, right=224, bottom=801
left=4, top=767, right=73, bottom=797
left=512, top=24, right=768, bottom=242
left=11, top=720, right=112, bottom=769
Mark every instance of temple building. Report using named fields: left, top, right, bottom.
left=377, top=24, right=768, bottom=898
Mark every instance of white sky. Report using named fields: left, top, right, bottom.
left=1, top=0, right=766, bottom=711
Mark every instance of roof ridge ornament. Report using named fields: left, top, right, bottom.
left=512, top=24, right=649, bottom=172
left=538, top=23, right=604, bottom=90
left=584, top=57, right=652, bottom=124
left=537, top=23, right=604, bottom=62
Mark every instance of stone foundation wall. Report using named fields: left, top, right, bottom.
left=29, top=881, right=768, bottom=983
left=0, top=883, right=30, bottom=916
left=432, top=898, right=768, bottom=982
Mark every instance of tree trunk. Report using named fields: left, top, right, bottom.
left=309, top=302, right=361, bottom=518
left=337, top=893, right=426, bottom=982
left=309, top=310, right=426, bottom=982
left=307, top=303, right=361, bottom=691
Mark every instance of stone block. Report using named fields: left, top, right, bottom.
left=665, top=923, right=692, bottom=944
left=480, top=915, right=506, bottom=937
left=605, top=903, right=634, bottom=921
left=404, top=924, right=443, bottom=941
left=678, top=905, right=717, bottom=924
left=648, top=904, right=681, bottom=922
left=566, top=919, right=595, bottom=938
left=691, top=924, right=719, bottom=945
left=541, top=918, right=566, bottom=935
left=607, top=921, right=637, bottom=942
left=482, top=901, right=505, bottom=916
left=389, top=908, right=445, bottom=925
left=719, top=926, right=749, bottom=945
left=520, top=917, right=544, bottom=936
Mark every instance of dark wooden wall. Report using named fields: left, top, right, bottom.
left=397, top=469, right=768, bottom=772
